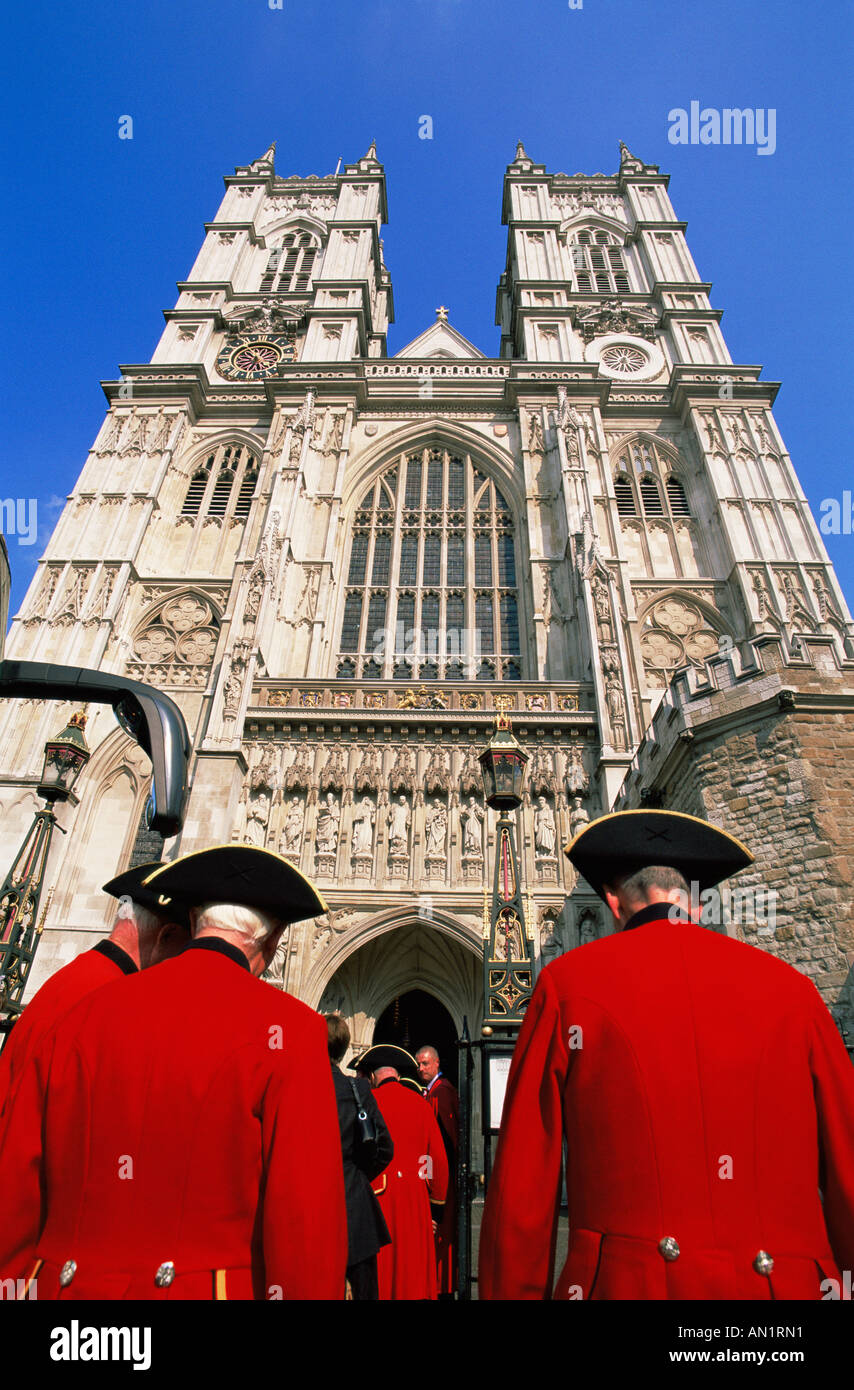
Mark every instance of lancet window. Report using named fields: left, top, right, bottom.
left=337, top=447, right=522, bottom=681
left=570, top=229, right=630, bottom=294
left=180, top=443, right=259, bottom=524
left=259, top=232, right=319, bottom=294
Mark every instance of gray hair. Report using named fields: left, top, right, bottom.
left=114, top=896, right=163, bottom=933
left=193, top=901, right=281, bottom=944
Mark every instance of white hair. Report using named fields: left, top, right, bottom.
left=114, top=896, right=162, bottom=933
left=193, top=901, right=281, bottom=944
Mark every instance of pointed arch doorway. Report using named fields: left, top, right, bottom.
left=374, top=988, right=459, bottom=1088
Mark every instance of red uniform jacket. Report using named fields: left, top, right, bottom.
left=3, top=937, right=347, bottom=1300
left=480, top=911, right=854, bottom=1300
left=372, top=1079, right=449, bottom=1300
left=0, top=941, right=136, bottom=1273
left=425, top=1075, right=459, bottom=1293
left=0, top=941, right=135, bottom=1114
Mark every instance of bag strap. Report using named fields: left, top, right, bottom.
left=349, top=1078, right=368, bottom=1118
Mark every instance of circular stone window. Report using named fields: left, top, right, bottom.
left=585, top=333, right=665, bottom=382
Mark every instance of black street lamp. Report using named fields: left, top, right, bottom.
left=0, top=711, right=90, bottom=1026
left=477, top=713, right=533, bottom=1185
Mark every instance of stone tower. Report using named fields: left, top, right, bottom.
left=1, top=140, right=851, bottom=1056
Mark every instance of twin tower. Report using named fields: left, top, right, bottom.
left=2, top=139, right=852, bottom=1052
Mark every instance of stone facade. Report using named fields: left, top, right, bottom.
left=1, top=139, right=852, bottom=1063
left=617, top=634, right=854, bottom=1047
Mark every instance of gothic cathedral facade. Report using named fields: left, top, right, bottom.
left=2, top=140, right=852, bottom=1054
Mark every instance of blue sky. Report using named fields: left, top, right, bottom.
left=1, top=0, right=852, bottom=620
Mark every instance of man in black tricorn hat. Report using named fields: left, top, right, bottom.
left=0, top=860, right=189, bottom=1276
left=1, top=845, right=347, bottom=1299
left=480, top=810, right=854, bottom=1300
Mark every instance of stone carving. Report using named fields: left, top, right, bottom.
left=319, top=746, right=347, bottom=792
left=387, top=795, right=411, bottom=856
left=250, top=742, right=278, bottom=794
left=425, top=799, right=448, bottom=859
left=590, top=573, right=614, bottom=643
left=528, top=747, right=556, bottom=797
left=556, top=386, right=584, bottom=461
left=423, top=748, right=451, bottom=795
left=26, top=567, right=61, bottom=622
left=280, top=797, right=305, bottom=857
left=243, top=789, right=270, bottom=847
left=573, top=299, right=659, bottom=344
left=534, top=796, right=557, bottom=859
left=459, top=746, right=483, bottom=797
left=315, top=792, right=341, bottom=853
left=222, top=640, right=251, bottom=721
left=578, top=909, right=600, bottom=945
left=461, top=797, right=485, bottom=858
left=459, top=692, right=484, bottom=711
left=129, top=593, right=220, bottom=688
left=812, top=572, right=839, bottom=623
left=542, top=563, right=567, bottom=626
left=351, top=797, right=376, bottom=858
left=353, top=747, right=382, bottom=792
left=283, top=745, right=313, bottom=792
left=528, top=412, right=545, bottom=456
left=147, top=411, right=182, bottom=455
left=751, top=414, right=774, bottom=453
left=56, top=567, right=93, bottom=622
left=288, top=390, right=315, bottom=463
left=639, top=596, right=720, bottom=686
left=389, top=747, right=416, bottom=793
left=84, top=567, right=117, bottom=623
left=294, top=567, right=321, bottom=625
left=554, top=188, right=626, bottom=221
left=119, top=414, right=150, bottom=457
left=97, top=413, right=126, bottom=455
left=724, top=414, right=752, bottom=451
left=777, top=571, right=815, bottom=631
left=323, top=412, right=345, bottom=456
left=262, top=930, right=290, bottom=989
left=700, top=413, right=727, bottom=453
left=396, top=686, right=447, bottom=710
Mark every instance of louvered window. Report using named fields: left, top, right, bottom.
left=639, top=477, right=664, bottom=516
left=262, top=232, right=320, bottom=294
left=571, top=229, right=631, bottom=294
left=666, top=476, right=691, bottom=515
left=179, top=443, right=260, bottom=526
left=614, top=477, right=636, bottom=517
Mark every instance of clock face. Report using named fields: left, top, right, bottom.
left=216, top=334, right=296, bottom=380
left=232, top=342, right=281, bottom=374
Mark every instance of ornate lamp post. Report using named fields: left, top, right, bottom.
left=477, top=712, right=532, bottom=1186
left=0, top=711, right=90, bottom=1031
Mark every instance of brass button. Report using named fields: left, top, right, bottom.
left=753, top=1250, right=774, bottom=1276
left=154, top=1261, right=175, bottom=1288
left=658, top=1236, right=680, bottom=1261
left=59, top=1259, right=77, bottom=1287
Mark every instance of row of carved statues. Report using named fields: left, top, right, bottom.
left=238, top=786, right=567, bottom=863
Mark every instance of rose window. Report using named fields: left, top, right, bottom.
left=129, top=594, right=220, bottom=688
left=600, top=343, right=648, bottom=374
left=640, top=597, right=720, bottom=688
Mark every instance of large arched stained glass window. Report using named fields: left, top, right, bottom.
left=337, top=447, right=522, bottom=681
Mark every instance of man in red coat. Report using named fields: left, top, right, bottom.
left=0, top=863, right=189, bottom=1275
left=417, top=1044, right=459, bottom=1295
left=480, top=811, right=854, bottom=1300
left=356, top=1044, right=449, bottom=1300
left=0, top=862, right=188, bottom=1108
left=3, top=846, right=347, bottom=1300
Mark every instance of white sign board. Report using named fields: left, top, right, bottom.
left=489, top=1054, right=513, bottom=1130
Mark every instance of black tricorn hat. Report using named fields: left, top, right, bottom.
left=564, top=810, right=753, bottom=902
left=102, top=861, right=178, bottom=916
left=141, top=845, right=328, bottom=927
left=349, top=1044, right=420, bottom=1081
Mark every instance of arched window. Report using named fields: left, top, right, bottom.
left=260, top=231, right=319, bottom=294
left=570, top=228, right=630, bottom=294
left=337, top=447, right=522, bottom=680
left=179, top=443, right=260, bottom=525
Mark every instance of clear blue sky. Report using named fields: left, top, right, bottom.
left=2, top=0, right=852, bottom=620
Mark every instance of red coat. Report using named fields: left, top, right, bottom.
left=2, top=937, right=347, bottom=1299
left=425, top=1075, right=459, bottom=1293
left=0, top=941, right=136, bottom=1273
left=372, top=1079, right=449, bottom=1300
left=480, top=912, right=854, bottom=1300
left=0, top=941, right=135, bottom=1114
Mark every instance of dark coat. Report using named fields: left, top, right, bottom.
left=331, top=1065, right=393, bottom=1267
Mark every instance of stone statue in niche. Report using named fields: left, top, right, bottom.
left=315, top=792, right=341, bottom=853
left=533, top=796, right=557, bottom=859
left=387, top=795, right=411, bottom=856
left=425, top=799, right=448, bottom=858
left=461, top=798, right=485, bottom=858
left=243, top=791, right=270, bottom=848
left=351, top=797, right=376, bottom=858
left=280, top=797, right=304, bottom=857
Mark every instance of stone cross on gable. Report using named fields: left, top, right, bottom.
left=435, top=305, right=449, bottom=322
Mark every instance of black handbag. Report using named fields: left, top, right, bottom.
left=349, top=1079, right=379, bottom=1165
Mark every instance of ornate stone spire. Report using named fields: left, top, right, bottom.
left=249, top=141, right=276, bottom=173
